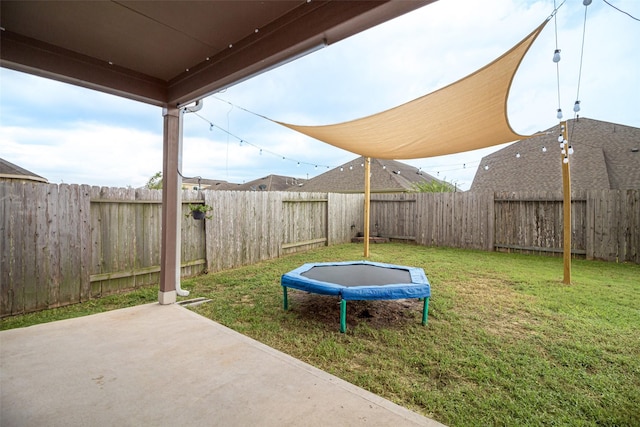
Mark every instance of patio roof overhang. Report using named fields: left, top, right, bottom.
left=1, top=1, right=432, bottom=108
left=0, top=0, right=433, bottom=302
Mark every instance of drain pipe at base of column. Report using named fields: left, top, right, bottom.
left=175, top=99, right=204, bottom=297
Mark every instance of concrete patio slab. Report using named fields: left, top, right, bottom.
left=1, top=303, right=444, bottom=426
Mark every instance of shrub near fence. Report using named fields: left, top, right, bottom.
left=1, top=180, right=637, bottom=317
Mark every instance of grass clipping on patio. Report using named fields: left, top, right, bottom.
left=3, top=243, right=639, bottom=425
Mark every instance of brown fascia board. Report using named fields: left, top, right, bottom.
left=167, top=0, right=431, bottom=106
left=0, top=31, right=168, bottom=106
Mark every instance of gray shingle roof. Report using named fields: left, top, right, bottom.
left=0, top=158, right=48, bottom=183
left=292, top=156, right=455, bottom=193
left=232, top=174, right=306, bottom=191
left=470, top=118, right=640, bottom=192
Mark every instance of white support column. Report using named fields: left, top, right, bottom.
left=159, top=106, right=180, bottom=304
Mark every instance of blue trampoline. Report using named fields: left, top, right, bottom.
left=281, top=261, right=431, bottom=332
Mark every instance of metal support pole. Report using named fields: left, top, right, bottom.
left=422, top=298, right=429, bottom=326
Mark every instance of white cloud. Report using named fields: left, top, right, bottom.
left=1, top=124, right=162, bottom=187
left=1, top=0, right=638, bottom=190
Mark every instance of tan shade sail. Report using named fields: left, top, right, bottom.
left=275, top=19, right=549, bottom=159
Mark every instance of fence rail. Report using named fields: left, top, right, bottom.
left=1, top=181, right=637, bottom=317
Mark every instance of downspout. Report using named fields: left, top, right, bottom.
left=175, top=99, right=203, bottom=296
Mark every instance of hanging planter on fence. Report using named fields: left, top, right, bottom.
left=186, top=203, right=212, bottom=220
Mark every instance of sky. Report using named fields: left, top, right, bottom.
left=1, top=0, right=638, bottom=191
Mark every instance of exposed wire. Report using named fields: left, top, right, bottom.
left=225, top=102, right=233, bottom=178
left=553, top=0, right=563, bottom=116
left=192, top=111, right=333, bottom=170
left=603, top=0, right=640, bottom=21
left=574, top=2, right=590, bottom=116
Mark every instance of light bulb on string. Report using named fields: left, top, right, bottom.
left=340, top=166, right=343, bottom=172
left=558, top=135, right=564, bottom=143
left=561, top=148, right=566, bottom=155
left=542, top=146, right=547, bottom=152
left=573, top=101, right=581, bottom=113
left=557, top=108, right=563, bottom=119
left=568, top=145, right=574, bottom=155
left=516, top=153, right=521, bottom=158
left=297, top=162, right=300, bottom=167
left=583, top=0, right=592, bottom=5
left=563, top=156, right=569, bottom=164
left=553, top=49, right=561, bottom=63
left=349, top=165, right=353, bottom=170
left=259, top=149, right=263, bottom=155
left=484, top=165, right=489, bottom=171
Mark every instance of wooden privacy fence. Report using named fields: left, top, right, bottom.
left=1, top=181, right=637, bottom=317
left=0, top=182, right=363, bottom=317
left=369, top=190, right=639, bottom=262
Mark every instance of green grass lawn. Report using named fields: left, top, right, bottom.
left=2, top=243, right=639, bottom=426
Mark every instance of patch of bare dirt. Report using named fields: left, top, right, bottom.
left=287, top=291, right=424, bottom=330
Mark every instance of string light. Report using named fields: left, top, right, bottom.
left=573, top=100, right=581, bottom=113
left=553, top=49, right=561, bottom=63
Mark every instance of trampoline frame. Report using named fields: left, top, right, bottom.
left=281, top=261, right=431, bottom=333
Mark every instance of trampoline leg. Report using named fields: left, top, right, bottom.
left=422, top=297, right=430, bottom=326
left=340, top=299, right=347, bottom=333
left=283, top=287, right=288, bottom=310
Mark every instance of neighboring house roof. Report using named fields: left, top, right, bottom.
left=232, top=175, right=306, bottom=191
left=182, top=175, right=305, bottom=191
left=181, top=178, right=235, bottom=191
left=0, top=158, right=48, bottom=183
left=292, top=156, right=455, bottom=193
left=470, top=118, right=640, bottom=192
